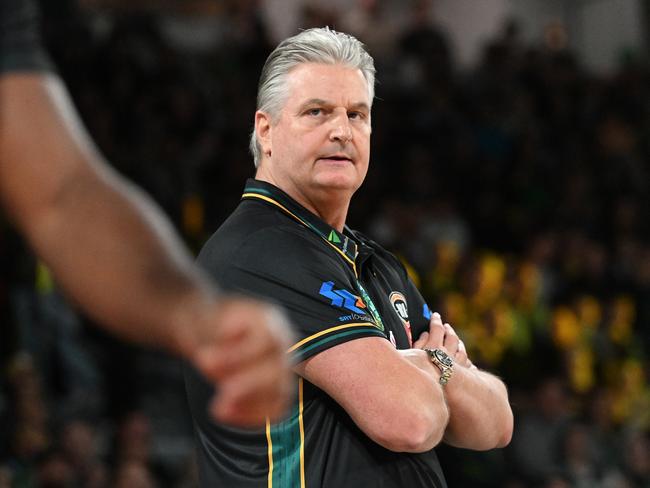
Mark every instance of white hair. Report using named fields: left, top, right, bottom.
left=249, top=27, right=376, bottom=168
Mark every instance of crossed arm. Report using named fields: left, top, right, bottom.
left=295, top=312, right=513, bottom=453
left=411, top=313, right=513, bottom=450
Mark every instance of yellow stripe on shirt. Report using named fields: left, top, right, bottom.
left=299, top=378, right=305, bottom=488
left=287, top=322, right=378, bottom=354
left=266, top=418, right=273, bottom=488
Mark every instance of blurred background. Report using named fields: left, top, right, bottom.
left=1, top=0, right=649, bottom=486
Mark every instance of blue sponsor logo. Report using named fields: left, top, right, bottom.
left=423, top=303, right=432, bottom=320
left=319, top=281, right=368, bottom=315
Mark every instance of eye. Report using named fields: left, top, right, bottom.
left=306, top=108, right=322, bottom=116
left=348, top=111, right=365, bottom=120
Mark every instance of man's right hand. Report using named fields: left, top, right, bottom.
left=412, top=312, right=474, bottom=369
left=191, top=297, right=294, bottom=427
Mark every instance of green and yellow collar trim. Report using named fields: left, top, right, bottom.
left=242, top=179, right=359, bottom=272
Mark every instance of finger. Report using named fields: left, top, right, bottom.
left=454, top=340, right=469, bottom=366
left=195, top=302, right=292, bottom=381
left=412, top=331, right=429, bottom=349
left=442, top=323, right=459, bottom=354
left=197, top=329, right=278, bottom=380
left=212, top=298, right=294, bottom=345
left=217, top=351, right=291, bottom=401
left=211, top=355, right=293, bottom=425
left=427, top=312, right=445, bottom=347
left=455, top=339, right=474, bottom=368
left=194, top=339, right=267, bottom=382
left=212, top=372, right=291, bottom=426
left=212, top=374, right=292, bottom=427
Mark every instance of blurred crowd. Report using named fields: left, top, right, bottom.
left=1, top=1, right=648, bottom=487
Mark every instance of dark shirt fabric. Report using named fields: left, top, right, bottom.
left=185, top=179, right=448, bottom=488
left=1, top=0, right=53, bottom=74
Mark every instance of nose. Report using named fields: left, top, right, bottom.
left=329, top=111, right=353, bottom=143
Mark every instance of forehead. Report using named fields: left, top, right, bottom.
left=283, top=63, right=371, bottom=107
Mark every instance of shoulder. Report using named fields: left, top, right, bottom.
left=198, top=202, right=345, bottom=279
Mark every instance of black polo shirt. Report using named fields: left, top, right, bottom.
left=185, top=179, right=448, bottom=488
left=1, top=0, right=53, bottom=74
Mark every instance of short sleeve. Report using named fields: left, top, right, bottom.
left=404, top=275, right=434, bottom=342
left=198, top=226, right=387, bottom=363
left=0, top=0, right=54, bottom=74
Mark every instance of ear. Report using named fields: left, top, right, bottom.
left=255, top=111, right=273, bottom=159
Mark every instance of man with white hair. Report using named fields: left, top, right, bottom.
left=187, top=27, right=513, bottom=487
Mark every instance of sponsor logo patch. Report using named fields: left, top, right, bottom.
left=355, top=281, right=384, bottom=331
left=320, top=281, right=368, bottom=315
left=423, top=303, right=432, bottom=320
left=337, top=313, right=375, bottom=323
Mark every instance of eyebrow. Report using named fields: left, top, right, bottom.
left=299, top=99, right=371, bottom=112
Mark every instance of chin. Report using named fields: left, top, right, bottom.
left=313, top=174, right=360, bottom=194
left=314, top=167, right=364, bottom=191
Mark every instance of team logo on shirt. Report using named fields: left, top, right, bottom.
left=389, top=291, right=413, bottom=346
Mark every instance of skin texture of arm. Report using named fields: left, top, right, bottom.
left=295, top=336, right=449, bottom=453
left=0, top=74, right=211, bottom=350
left=0, top=73, right=293, bottom=426
left=413, top=313, right=514, bottom=450
left=439, top=365, right=513, bottom=449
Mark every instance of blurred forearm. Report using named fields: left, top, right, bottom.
left=0, top=73, right=212, bottom=357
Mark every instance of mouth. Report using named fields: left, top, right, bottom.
left=317, top=155, right=354, bottom=164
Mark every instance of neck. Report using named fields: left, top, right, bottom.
left=303, top=194, right=349, bottom=232
left=255, top=172, right=350, bottom=232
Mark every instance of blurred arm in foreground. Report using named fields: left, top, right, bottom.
left=0, top=0, right=293, bottom=426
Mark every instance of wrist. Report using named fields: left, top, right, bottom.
left=424, top=348, right=454, bottom=386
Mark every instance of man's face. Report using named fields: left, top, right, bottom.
left=256, top=63, right=371, bottom=210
